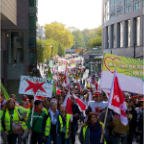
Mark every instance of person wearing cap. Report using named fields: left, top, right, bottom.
left=86, top=92, right=107, bottom=117
left=28, top=100, right=47, bottom=144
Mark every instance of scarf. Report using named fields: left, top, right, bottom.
left=88, top=122, right=101, bottom=132
left=34, top=108, right=42, bottom=115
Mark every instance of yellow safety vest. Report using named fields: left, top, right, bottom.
left=26, top=108, right=31, bottom=120
left=83, top=122, right=106, bottom=144
left=4, top=108, right=27, bottom=131
left=45, top=115, right=63, bottom=136
left=42, top=107, right=48, bottom=115
left=0, top=110, right=3, bottom=130
left=65, top=114, right=71, bottom=139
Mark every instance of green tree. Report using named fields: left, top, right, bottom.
left=88, top=36, right=101, bottom=48
left=45, top=22, right=74, bottom=49
left=37, top=39, right=45, bottom=63
left=68, top=27, right=85, bottom=49
left=58, top=43, right=65, bottom=56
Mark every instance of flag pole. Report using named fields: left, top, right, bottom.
left=27, top=94, right=36, bottom=144
left=100, top=106, right=109, bottom=143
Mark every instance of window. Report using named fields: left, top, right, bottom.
left=133, top=2, right=141, bottom=10
left=104, top=1, right=110, bottom=22
left=117, top=9, right=123, bottom=16
left=120, top=22, right=123, bottom=47
left=125, top=6, right=131, bottom=13
left=29, top=0, right=34, bottom=7
left=110, top=0, right=115, bottom=5
left=7, top=31, right=24, bottom=64
left=133, top=0, right=141, bottom=10
left=110, top=5, right=115, bottom=12
left=125, top=0, right=131, bottom=5
left=117, top=1, right=123, bottom=9
left=110, top=13, right=115, bottom=19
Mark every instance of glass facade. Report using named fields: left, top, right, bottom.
left=117, top=1, right=123, bottom=16
left=7, top=31, right=24, bottom=64
left=133, top=1, right=141, bottom=11
left=110, top=0, right=115, bottom=4
left=104, top=1, right=110, bottom=22
left=125, top=6, right=131, bottom=13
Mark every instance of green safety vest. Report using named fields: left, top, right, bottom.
left=83, top=122, right=106, bottom=144
left=45, top=115, right=63, bottom=136
left=42, top=107, right=48, bottom=115
left=65, top=114, right=71, bottom=139
left=4, top=108, right=27, bottom=131
left=0, top=110, right=3, bottom=130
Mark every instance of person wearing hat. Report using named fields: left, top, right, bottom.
left=23, top=96, right=30, bottom=109
left=87, top=92, right=107, bottom=117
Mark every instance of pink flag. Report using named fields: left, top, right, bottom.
left=108, top=70, right=128, bottom=126
left=77, top=81, right=83, bottom=92
left=72, top=93, right=87, bottom=116
left=63, top=90, right=73, bottom=115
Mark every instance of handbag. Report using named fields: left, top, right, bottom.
left=9, top=109, right=24, bottom=134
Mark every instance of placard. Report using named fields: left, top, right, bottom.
left=19, top=76, right=53, bottom=97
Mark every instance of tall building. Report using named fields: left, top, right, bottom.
left=37, top=25, right=46, bottom=40
left=102, top=0, right=144, bottom=58
left=1, top=0, right=38, bottom=101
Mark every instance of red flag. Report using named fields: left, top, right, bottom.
left=63, top=90, right=73, bottom=115
left=72, top=93, right=86, bottom=116
left=77, top=81, right=83, bottom=92
left=56, top=87, right=61, bottom=95
left=63, top=69, right=70, bottom=86
left=108, top=70, right=128, bottom=126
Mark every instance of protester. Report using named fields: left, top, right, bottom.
left=71, top=96, right=81, bottom=144
left=79, top=112, right=107, bottom=144
left=59, top=104, right=71, bottom=144
left=42, top=97, right=50, bottom=115
left=45, top=101, right=63, bottom=144
left=57, top=97, right=64, bottom=110
left=10, top=94, right=19, bottom=105
left=2, top=98, right=26, bottom=144
left=28, top=100, right=46, bottom=144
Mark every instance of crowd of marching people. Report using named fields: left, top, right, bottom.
left=0, top=66, right=143, bottom=144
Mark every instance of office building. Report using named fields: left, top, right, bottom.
left=102, top=0, right=144, bottom=58
left=1, top=0, right=38, bottom=101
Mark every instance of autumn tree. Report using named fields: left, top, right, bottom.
left=45, top=22, right=74, bottom=49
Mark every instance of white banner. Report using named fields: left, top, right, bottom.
left=19, top=76, right=53, bottom=97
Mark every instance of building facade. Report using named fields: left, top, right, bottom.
left=102, top=0, right=144, bottom=58
left=1, top=0, right=38, bottom=101
left=37, top=26, right=46, bottom=40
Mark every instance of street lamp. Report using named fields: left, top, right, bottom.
left=50, top=45, right=53, bottom=58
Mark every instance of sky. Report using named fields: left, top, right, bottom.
left=38, top=0, right=102, bottom=31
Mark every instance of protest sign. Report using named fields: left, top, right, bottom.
left=19, top=76, right=53, bottom=97
left=100, top=53, right=144, bottom=94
